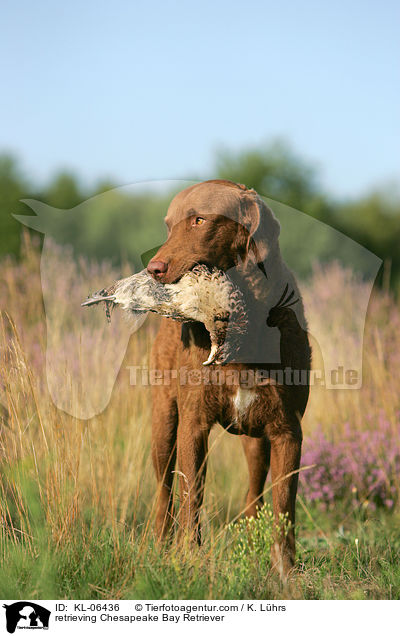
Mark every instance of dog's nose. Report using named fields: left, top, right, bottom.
left=147, top=259, right=168, bottom=278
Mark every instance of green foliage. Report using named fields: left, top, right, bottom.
left=1, top=242, right=399, bottom=599
left=334, top=186, right=400, bottom=288
left=227, top=504, right=290, bottom=582
left=1, top=498, right=399, bottom=600
left=0, top=155, right=31, bottom=256
left=44, top=172, right=84, bottom=209
left=0, top=145, right=399, bottom=287
left=216, top=141, right=399, bottom=285
left=216, top=139, right=329, bottom=216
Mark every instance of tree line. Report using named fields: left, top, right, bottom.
left=0, top=141, right=398, bottom=290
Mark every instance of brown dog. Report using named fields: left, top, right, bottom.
left=147, top=180, right=311, bottom=577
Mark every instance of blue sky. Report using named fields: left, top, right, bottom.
left=1, top=0, right=399, bottom=197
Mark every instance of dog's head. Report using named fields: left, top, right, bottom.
left=147, top=180, right=280, bottom=283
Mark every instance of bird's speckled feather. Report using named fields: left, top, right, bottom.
left=82, top=266, right=248, bottom=365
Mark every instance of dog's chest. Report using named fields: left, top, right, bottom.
left=231, top=387, right=257, bottom=422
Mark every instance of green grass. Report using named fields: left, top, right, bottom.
left=1, top=489, right=399, bottom=600
left=1, top=240, right=399, bottom=600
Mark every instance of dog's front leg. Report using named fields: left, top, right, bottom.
left=241, top=435, right=271, bottom=518
left=176, top=400, right=210, bottom=545
left=268, top=417, right=302, bottom=579
left=151, top=392, right=178, bottom=540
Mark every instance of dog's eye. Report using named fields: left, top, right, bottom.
left=192, top=217, right=206, bottom=226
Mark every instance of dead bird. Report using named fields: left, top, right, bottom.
left=82, top=265, right=247, bottom=365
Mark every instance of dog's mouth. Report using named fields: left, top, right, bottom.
left=161, top=261, right=215, bottom=285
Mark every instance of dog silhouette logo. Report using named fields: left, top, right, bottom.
left=2, top=602, right=50, bottom=633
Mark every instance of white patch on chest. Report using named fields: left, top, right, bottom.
left=232, top=387, right=257, bottom=421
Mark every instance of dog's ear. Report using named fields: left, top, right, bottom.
left=236, top=192, right=280, bottom=264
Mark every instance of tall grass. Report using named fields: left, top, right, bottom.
left=0, top=233, right=399, bottom=599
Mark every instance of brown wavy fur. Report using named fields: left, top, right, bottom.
left=148, top=180, right=311, bottom=578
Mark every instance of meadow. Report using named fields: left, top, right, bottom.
left=0, top=234, right=399, bottom=600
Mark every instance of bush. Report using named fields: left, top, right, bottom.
left=301, top=417, right=400, bottom=511
left=227, top=504, right=290, bottom=580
